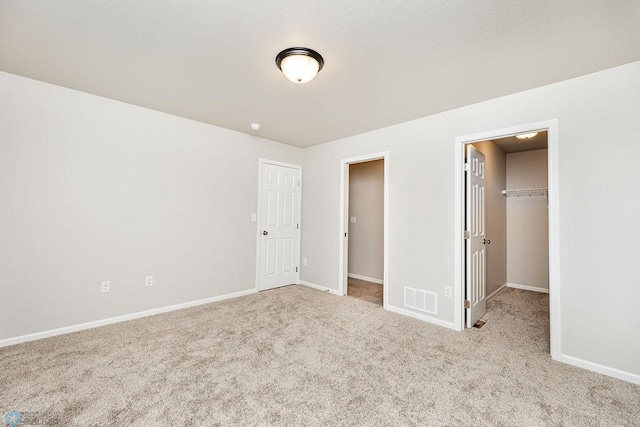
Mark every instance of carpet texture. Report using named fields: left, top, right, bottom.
left=1, top=285, right=638, bottom=425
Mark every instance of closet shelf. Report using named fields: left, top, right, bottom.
left=501, top=188, right=548, bottom=197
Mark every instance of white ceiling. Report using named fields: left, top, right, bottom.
left=492, top=131, right=548, bottom=154
left=1, top=1, right=639, bottom=147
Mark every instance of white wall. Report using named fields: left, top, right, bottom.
left=348, top=160, right=384, bottom=282
left=0, top=72, right=302, bottom=340
left=300, top=61, right=640, bottom=377
left=471, top=141, right=507, bottom=298
left=506, top=149, right=549, bottom=290
left=3, top=61, right=639, bottom=381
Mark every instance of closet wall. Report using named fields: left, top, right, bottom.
left=506, top=149, right=549, bottom=290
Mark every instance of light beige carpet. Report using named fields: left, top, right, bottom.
left=1, top=286, right=638, bottom=425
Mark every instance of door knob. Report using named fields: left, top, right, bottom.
left=484, top=238, right=491, bottom=244
left=262, top=230, right=268, bottom=236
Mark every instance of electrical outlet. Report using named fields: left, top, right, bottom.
left=350, top=216, right=357, bottom=223
left=101, top=281, right=111, bottom=293
left=444, top=286, right=452, bottom=298
left=250, top=213, right=257, bottom=222
left=145, top=275, right=153, bottom=287
left=303, top=258, right=308, bottom=266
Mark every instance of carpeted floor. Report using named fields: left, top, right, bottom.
left=1, top=285, right=638, bottom=425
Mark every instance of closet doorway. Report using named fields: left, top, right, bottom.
left=339, top=152, right=389, bottom=308
left=469, top=132, right=549, bottom=323
left=454, top=120, right=560, bottom=360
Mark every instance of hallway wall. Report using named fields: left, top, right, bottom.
left=348, top=160, right=384, bottom=282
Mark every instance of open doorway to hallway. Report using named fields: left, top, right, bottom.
left=346, top=159, right=384, bottom=305
left=339, top=152, right=389, bottom=308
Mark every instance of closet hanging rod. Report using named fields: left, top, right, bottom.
left=501, top=188, right=548, bottom=197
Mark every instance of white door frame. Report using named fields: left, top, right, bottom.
left=453, top=120, right=560, bottom=360
left=339, top=152, right=389, bottom=308
left=255, top=158, right=302, bottom=291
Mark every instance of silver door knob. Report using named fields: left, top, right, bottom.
left=262, top=230, right=268, bottom=236
left=484, top=238, right=491, bottom=244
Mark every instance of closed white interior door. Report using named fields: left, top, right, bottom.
left=466, top=145, right=487, bottom=327
left=258, top=162, right=301, bottom=291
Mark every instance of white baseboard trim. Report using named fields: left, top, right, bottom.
left=298, top=280, right=342, bottom=296
left=347, top=273, right=384, bottom=285
left=507, top=282, right=549, bottom=294
left=487, top=283, right=508, bottom=300
left=0, top=288, right=257, bottom=349
left=559, top=354, right=640, bottom=385
left=385, top=304, right=457, bottom=330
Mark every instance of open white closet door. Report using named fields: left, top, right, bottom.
left=465, top=145, right=487, bottom=327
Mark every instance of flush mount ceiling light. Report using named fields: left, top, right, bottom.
left=275, top=47, right=324, bottom=84
left=516, top=132, right=539, bottom=139
left=249, top=123, right=261, bottom=131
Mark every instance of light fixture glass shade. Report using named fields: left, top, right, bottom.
left=516, top=132, right=538, bottom=139
left=280, top=55, right=320, bottom=84
left=276, top=47, right=324, bottom=84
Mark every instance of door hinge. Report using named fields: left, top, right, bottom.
left=464, top=230, right=470, bottom=239
left=297, top=223, right=299, bottom=230
left=464, top=300, right=470, bottom=309
left=464, top=163, right=470, bottom=172
left=296, top=266, right=298, bottom=273
left=298, top=180, right=301, bottom=187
